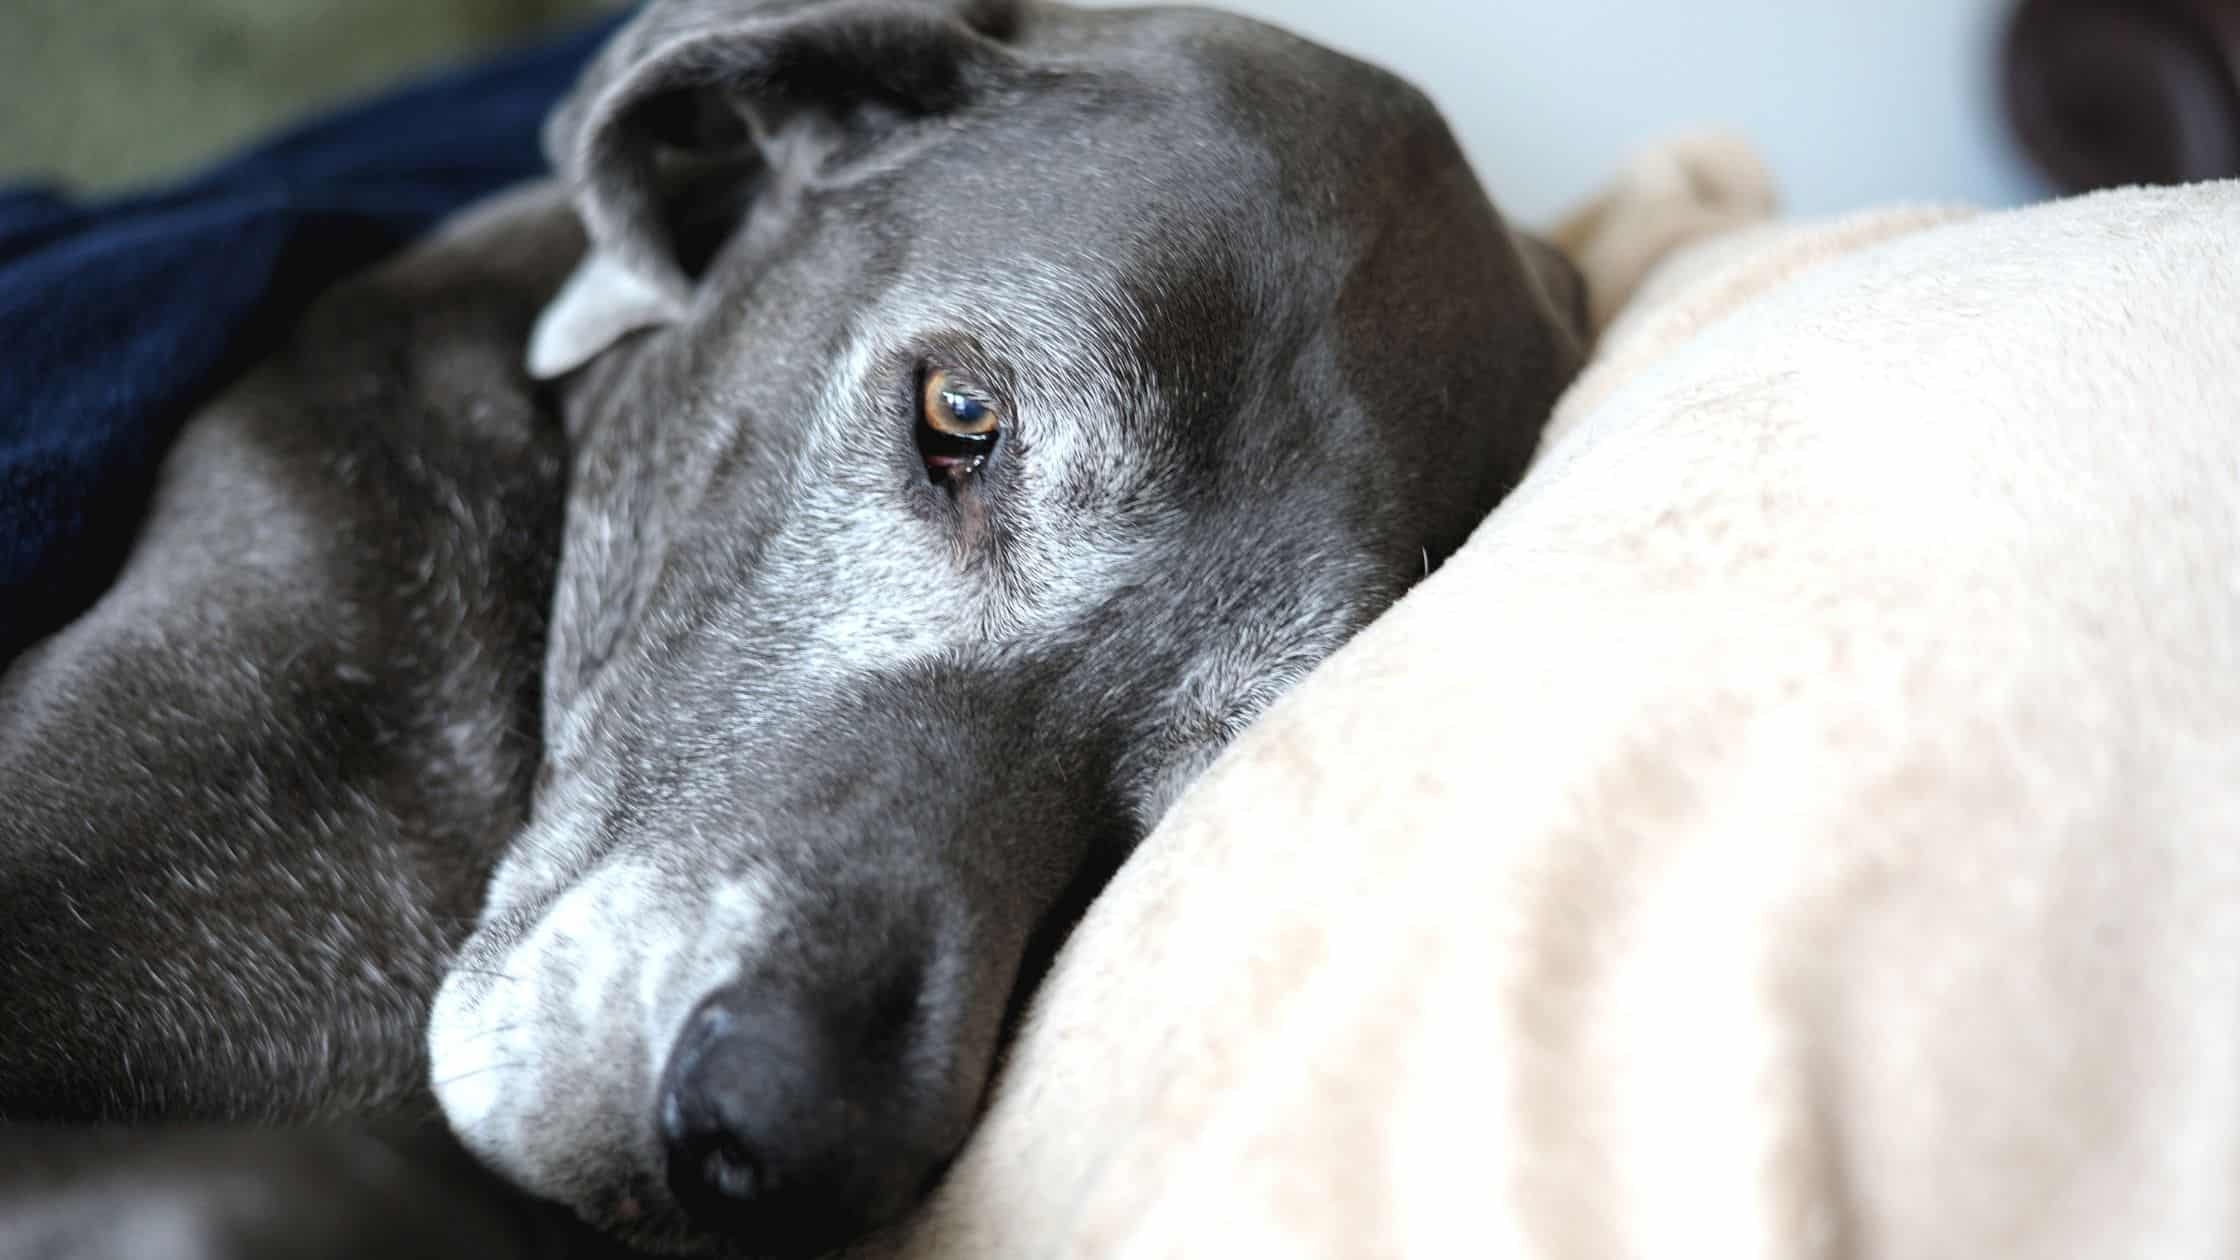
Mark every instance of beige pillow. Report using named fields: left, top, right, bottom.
left=865, top=150, right=2240, bottom=1260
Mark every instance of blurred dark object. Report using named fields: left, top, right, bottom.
left=0, top=13, right=624, bottom=670
left=2003, top=0, right=2240, bottom=192
left=0, top=1119, right=648, bottom=1258
left=0, top=1123, right=560, bottom=1260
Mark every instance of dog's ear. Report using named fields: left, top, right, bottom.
left=528, top=0, right=1026, bottom=379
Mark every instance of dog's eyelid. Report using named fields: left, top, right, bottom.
left=920, top=365, right=1000, bottom=424
left=909, top=340, right=1011, bottom=403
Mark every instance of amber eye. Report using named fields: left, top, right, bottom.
left=921, top=369, right=1000, bottom=437
left=917, top=368, right=1000, bottom=480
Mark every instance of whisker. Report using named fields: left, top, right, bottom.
left=444, top=966, right=526, bottom=984
left=453, top=1021, right=539, bottom=1045
left=432, top=1062, right=530, bottom=1090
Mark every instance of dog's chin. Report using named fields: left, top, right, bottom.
left=425, top=966, right=667, bottom=1247
left=427, top=850, right=746, bottom=1236
left=592, top=1208, right=737, bottom=1258
left=429, top=847, right=964, bottom=1256
left=429, top=983, right=733, bottom=1256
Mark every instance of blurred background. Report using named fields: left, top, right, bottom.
left=2, top=0, right=2236, bottom=220
left=0, top=0, right=612, bottom=191
left=1121, top=0, right=2051, bottom=221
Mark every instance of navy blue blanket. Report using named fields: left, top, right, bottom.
left=0, top=14, right=625, bottom=668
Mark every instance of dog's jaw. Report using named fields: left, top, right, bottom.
left=430, top=800, right=782, bottom=1246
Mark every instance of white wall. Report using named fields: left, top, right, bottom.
left=1082, top=0, right=2052, bottom=225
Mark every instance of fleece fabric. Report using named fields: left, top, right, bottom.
left=0, top=14, right=622, bottom=666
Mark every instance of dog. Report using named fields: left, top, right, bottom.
left=0, top=0, right=1588, bottom=1255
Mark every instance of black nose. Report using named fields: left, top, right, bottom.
left=657, top=978, right=928, bottom=1254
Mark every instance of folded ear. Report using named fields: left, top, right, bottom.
left=529, top=0, right=1026, bottom=379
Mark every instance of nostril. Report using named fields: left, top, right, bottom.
left=655, top=945, right=964, bottom=1254
left=656, top=985, right=884, bottom=1252
left=666, top=1119, right=766, bottom=1207
left=658, top=1003, right=784, bottom=1218
left=700, top=1138, right=763, bottom=1201
left=661, top=1072, right=765, bottom=1205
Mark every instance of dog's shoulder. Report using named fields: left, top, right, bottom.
left=291, top=180, right=587, bottom=433
left=0, top=180, right=584, bottom=1124
left=5, top=179, right=583, bottom=780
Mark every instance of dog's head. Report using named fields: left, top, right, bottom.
left=428, top=0, right=1585, bottom=1252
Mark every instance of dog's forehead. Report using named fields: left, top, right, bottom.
left=874, top=4, right=1470, bottom=360
left=855, top=21, right=1415, bottom=400
left=1026, top=2, right=1443, bottom=173
left=859, top=4, right=1431, bottom=235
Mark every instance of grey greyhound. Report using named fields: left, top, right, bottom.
left=0, top=0, right=1588, bottom=1255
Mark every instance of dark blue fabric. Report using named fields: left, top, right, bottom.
left=0, top=14, right=626, bottom=668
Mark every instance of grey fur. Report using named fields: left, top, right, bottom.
left=0, top=1, right=1586, bottom=1256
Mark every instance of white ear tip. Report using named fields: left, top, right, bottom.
left=527, top=252, right=679, bottom=380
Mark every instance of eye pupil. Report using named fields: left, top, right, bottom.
left=940, top=390, right=986, bottom=425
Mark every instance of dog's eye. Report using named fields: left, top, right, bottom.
left=923, top=369, right=998, bottom=437
left=918, top=368, right=1000, bottom=479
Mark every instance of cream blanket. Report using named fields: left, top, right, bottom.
left=865, top=149, right=2240, bottom=1259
